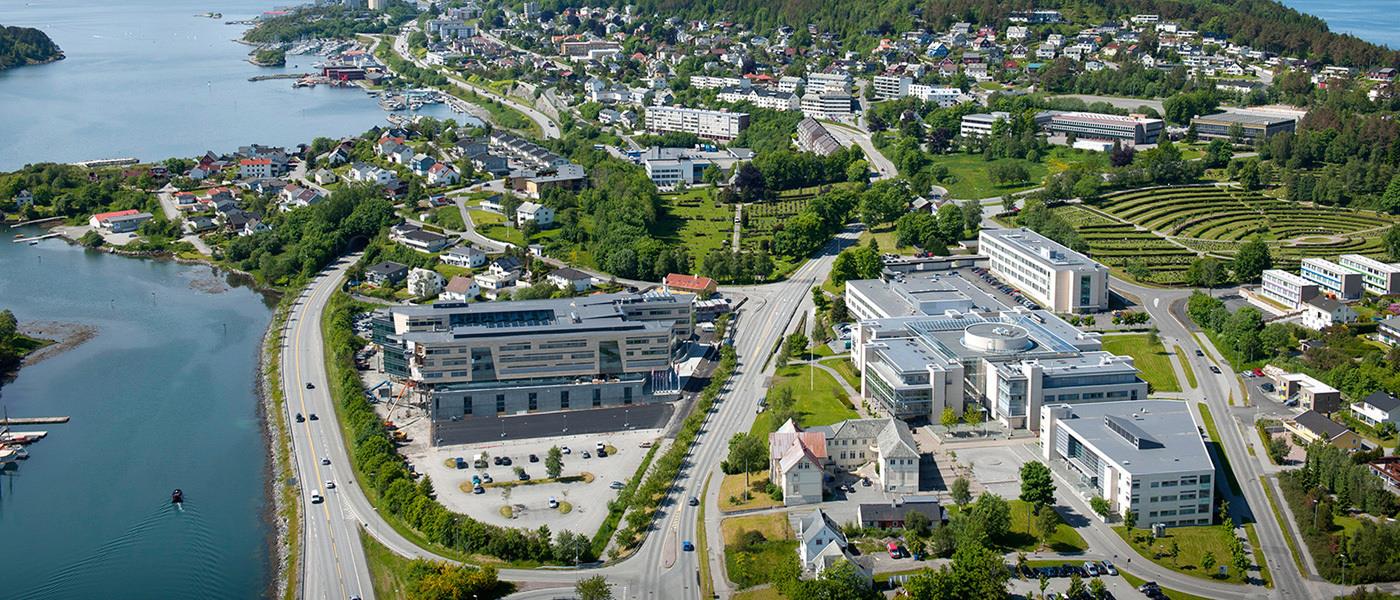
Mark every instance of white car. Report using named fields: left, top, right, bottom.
left=325, top=481, right=336, bottom=489
left=548, top=496, right=559, bottom=508
left=310, top=493, right=323, bottom=504
left=561, top=446, right=571, bottom=455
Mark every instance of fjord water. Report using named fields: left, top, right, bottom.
left=0, top=0, right=456, bottom=171
left=0, top=229, right=276, bottom=599
left=1279, top=0, right=1399, bottom=49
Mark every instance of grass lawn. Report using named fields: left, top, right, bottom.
left=732, top=587, right=785, bottom=600
left=656, top=190, right=732, bottom=257
left=1115, top=525, right=1256, bottom=585
left=1102, top=333, right=1181, bottom=393
left=1197, top=403, right=1244, bottom=496
left=751, top=365, right=859, bottom=435
left=722, top=512, right=794, bottom=546
left=362, top=528, right=417, bottom=600
left=858, top=225, right=910, bottom=253
left=831, top=357, right=861, bottom=391
left=430, top=205, right=464, bottom=231
left=720, top=470, right=784, bottom=513
left=874, top=567, right=934, bottom=583
left=1119, top=568, right=1216, bottom=600
left=935, top=153, right=1050, bottom=199
left=1007, top=499, right=1089, bottom=552
left=1174, top=346, right=1198, bottom=389
left=469, top=209, right=525, bottom=246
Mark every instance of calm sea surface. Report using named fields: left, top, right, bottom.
left=1280, top=0, right=1400, bottom=50
left=0, top=229, right=277, bottom=599
left=0, top=0, right=459, bottom=171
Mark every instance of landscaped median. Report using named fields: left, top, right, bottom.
left=1196, top=403, right=1243, bottom=496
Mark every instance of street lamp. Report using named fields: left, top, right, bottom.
left=1341, top=552, right=1347, bottom=586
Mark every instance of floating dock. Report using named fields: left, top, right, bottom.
left=12, top=233, right=61, bottom=243
left=5, top=416, right=69, bottom=425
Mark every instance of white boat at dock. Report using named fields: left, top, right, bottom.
left=1, top=431, right=47, bottom=445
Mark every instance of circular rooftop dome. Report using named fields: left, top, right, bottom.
left=962, top=322, right=1032, bottom=353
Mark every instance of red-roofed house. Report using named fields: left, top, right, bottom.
left=769, top=419, right=828, bottom=505
left=89, top=209, right=153, bottom=233
left=239, top=158, right=273, bottom=179
left=89, top=209, right=139, bottom=228
left=664, top=273, right=717, bottom=297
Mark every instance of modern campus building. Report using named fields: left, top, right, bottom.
left=1190, top=111, right=1296, bottom=142
left=1041, top=400, right=1215, bottom=529
left=1260, top=269, right=1319, bottom=310
left=1300, top=257, right=1364, bottom=300
left=960, top=112, right=1011, bottom=138
left=1042, top=111, right=1164, bottom=145
left=979, top=228, right=1110, bottom=314
left=371, top=291, right=694, bottom=442
left=644, top=106, right=750, bottom=141
left=1339, top=254, right=1400, bottom=296
left=847, top=272, right=1146, bottom=431
left=638, top=146, right=755, bottom=187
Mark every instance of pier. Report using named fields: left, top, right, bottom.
left=4, top=416, right=70, bottom=425
left=248, top=73, right=310, bottom=82
left=9, top=216, right=64, bottom=229
left=71, top=157, right=138, bottom=169
left=13, top=233, right=62, bottom=243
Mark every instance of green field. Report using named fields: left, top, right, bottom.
left=934, top=147, right=1102, bottom=199
left=468, top=209, right=524, bottom=247
left=1102, top=333, right=1181, bottom=393
left=1115, top=525, right=1261, bottom=585
left=1060, top=185, right=1398, bottom=285
left=1007, top=500, right=1089, bottom=552
left=750, top=364, right=859, bottom=435
left=655, top=189, right=733, bottom=258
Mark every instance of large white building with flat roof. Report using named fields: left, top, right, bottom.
left=1260, top=269, right=1318, bottom=310
left=846, top=272, right=1145, bottom=430
left=979, top=228, right=1110, bottom=314
left=1042, top=400, right=1215, bottom=529
left=644, top=106, right=749, bottom=140
left=1339, top=254, right=1400, bottom=296
left=1300, top=257, right=1364, bottom=300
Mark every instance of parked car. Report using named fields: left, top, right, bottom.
left=582, top=451, right=591, bottom=459
left=1084, top=561, right=1099, bottom=576
left=529, top=454, right=539, bottom=463
left=561, top=446, right=571, bottom=455
left=887, top=542, right=902, bottom=559
left=1100, top=560, right=1117, bottom=575
left=609, top=481, right=625, bottom=490
left=548, top=497, right=559, bottom=508
left=861, top=478, right=871, bottom=487
left=472, top=485, right=484, bottom=494
left=598, top=448, right=608, bottom=458
left=493, top=456, right=503, bottom=466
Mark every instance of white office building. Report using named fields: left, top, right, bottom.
left=805, top=71, right=852, bottom=95
left=979, top=228, right=1110, bottom=314
left=961, top=112, right=1012, bottom=138
left=644, top=106, right=750, bottom=141
left=1300, top=257, right=1364, bottom=300
left=1260, top=269, right=1318, bottom=310
left=801, top=92, right=854, bottom=120
left=846, top=272, right=1145, bottom=430
left=639, top=146, right=755, bottom=186
left=1339, top=254, right=1400, bottom=295
left=1042, top=400, right=1215, bottom=529
left=872, top=75, right=911, bottom=100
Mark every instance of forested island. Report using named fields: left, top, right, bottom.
left=241, top=3, right=417, bottom=44
left=0, top=25, right=63, bottom=71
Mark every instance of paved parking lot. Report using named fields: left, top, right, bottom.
left=400, top=428, right=663, bottom=536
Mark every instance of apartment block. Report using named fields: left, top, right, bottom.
left=805, top=71, right=852, bottom=95
left=1260, top=269, right=1319, bottom=310
left=644, top=106, right=749, bottom=141
left=1042, top=400, right=1215, bottom=529
left=800, top=92, right=854, bottom=120
left=1300, top=257, right=1364, bottom=300
left=979, top=228, right=1110, bottom=314
left=1339, top=254, right=1400, bottom=295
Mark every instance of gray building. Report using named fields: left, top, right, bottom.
left=1190, top=111, right=1295, bottom=142
left=371, top=291, right=695, bottom=442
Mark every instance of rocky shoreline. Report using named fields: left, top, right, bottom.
left=18, top=320, right=96, bottom=368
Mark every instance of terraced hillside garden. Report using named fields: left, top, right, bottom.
left=1055, top=185, right=1398, bottom=285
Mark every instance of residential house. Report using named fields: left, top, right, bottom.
left=795, top=509, right=868, bottom=580
left=239, top=158, right=273, bottom=179
left=515, top=201, right=556, bottom=228
left=89, top=209, right=152, bottom=233
left=1380, top=316, right=1400, bottom=347
left=547, top=267, right=594, bottom=292
left=365, top=261, right=409, bottom=286
left=857, top=497, right=946, bottom=529
left=279, top=184, right=323, bottom=211
left=426, top=163, right=460, bottom=186
left=1351, top=391, right=1400, bottom=428
left=313, top=168, right=339, bottom=185
left=348, top=163, right=400, bottom=188
left=441, top=245, right=487, bottom=268
left=1284, top=410, right=1363, bottom=451
left=440, top=275, right=479, bottom=302
left=389, top=223, right=450, bottom=253
left=664, top=273, right=717, bottom=297
left=408, top=267, right=445, bottom=298
left=769, top=420, right=827, bottom=505
left=1265, top=366, right=1342, bottom=413
left=182, top=215, right=218, bottom=235
left=1301, top=296, right=1358, bottom=331
left=409, top=153, right=438, bottom=176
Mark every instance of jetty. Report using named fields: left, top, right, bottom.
left=71, top=157, right=138, bottom=169
left=248, top=73, right=310, bottom=82
left=13, top=233, right=62, bottom=243
left=5, top=416, right=70, bottom=425
left=9, top=216, right=64, bottom=229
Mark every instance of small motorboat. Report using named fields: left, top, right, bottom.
left=171, top=488, right=184, bottom=504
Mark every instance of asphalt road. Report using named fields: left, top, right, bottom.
left=282, top=255, right=374, bottom=600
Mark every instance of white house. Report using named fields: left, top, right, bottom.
left=441, top=245, right=487, bottom=268
left=407, top=267, right=445, bottom=298
left=440, top=275, right=479, bottom=302
left=769, top=420, right=827, bottom=506
left=1352, top=391, right=1400, bottom=428
left=817, top=418, right=920, bottom=493
left=1301, top=296, right=1358, bottom=331
left=313, top=168, right=339, bottom=185
left=547, top=268, right=594, bottom=293
left=795, top=509, right=868, bottom=580
left=515, top=201, right=556, bottom=227
left=239, top=158, right=273, bottom=179
left=426, top=163, right=460, bottom=186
